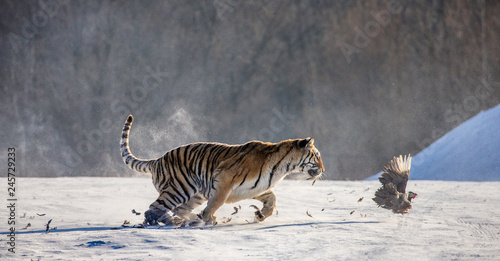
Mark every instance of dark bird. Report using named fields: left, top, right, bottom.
left=373, top=155, right=417, bottom=214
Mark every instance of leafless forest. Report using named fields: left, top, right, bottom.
left=1, top=0, right=499, bottom=179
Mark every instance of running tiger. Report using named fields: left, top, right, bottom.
left=120, top=115, right=325, bottom=226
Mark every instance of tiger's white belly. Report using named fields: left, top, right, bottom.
left=225, top=173, right=289, bottom=203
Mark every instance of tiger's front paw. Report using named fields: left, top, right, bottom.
left=254, top=210, right=265, bottom=222
left=250, top=205, right=267, bottom=222
left=202, top=214, right=217, bottom=226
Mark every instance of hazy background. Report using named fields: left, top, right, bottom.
left=1, top=0, right=499, bottom=180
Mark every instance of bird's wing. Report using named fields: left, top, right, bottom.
left=378, top=155, right=411, bottom=193
left=373, top=183, right=399, bottom=208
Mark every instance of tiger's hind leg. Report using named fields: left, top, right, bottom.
left=172, top=193, right=206, bottom=225
left=145, top=188, right=192, bottom=226
left=144, top=203, right=172, bottom=226
left=253, top=190, right=277, bottom=222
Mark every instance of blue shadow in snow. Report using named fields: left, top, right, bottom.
left=1, top=221, right=382, bottom=234
left=0, top=226, right=131, bottom=235
left=255, top=221, right=381, bottom=230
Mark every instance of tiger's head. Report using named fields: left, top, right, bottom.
left=295, top=138, right=325, bottom=182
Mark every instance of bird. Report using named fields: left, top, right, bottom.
left=373, top=155, right=417, bottom=214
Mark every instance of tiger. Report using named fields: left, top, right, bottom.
left=120, top=115, right=325, bottom=226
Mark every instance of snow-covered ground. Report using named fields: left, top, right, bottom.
left=2, top=178, right=499, bottom=260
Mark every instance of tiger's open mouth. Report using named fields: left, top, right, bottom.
left=307, top=168, right=323, bottom=186
left=308, top=169, right=321, bottom=177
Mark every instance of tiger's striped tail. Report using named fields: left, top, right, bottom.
left=120, top=115, right=154, bottom=174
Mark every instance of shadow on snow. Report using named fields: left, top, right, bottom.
left=1, top=220, right=381, bottom=234
left=254, top=221, right=381, bottom=230
left=1, top=226, right=138, bottom=235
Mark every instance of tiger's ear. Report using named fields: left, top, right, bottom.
left=298, top=138, right=314, bottom=150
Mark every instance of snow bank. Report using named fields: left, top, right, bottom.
left=368, top=104, right=500, bottom=181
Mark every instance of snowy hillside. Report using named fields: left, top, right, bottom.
left=2, top=178, right=499, bottom=260
left=369, top=104, right=500, bottom=181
